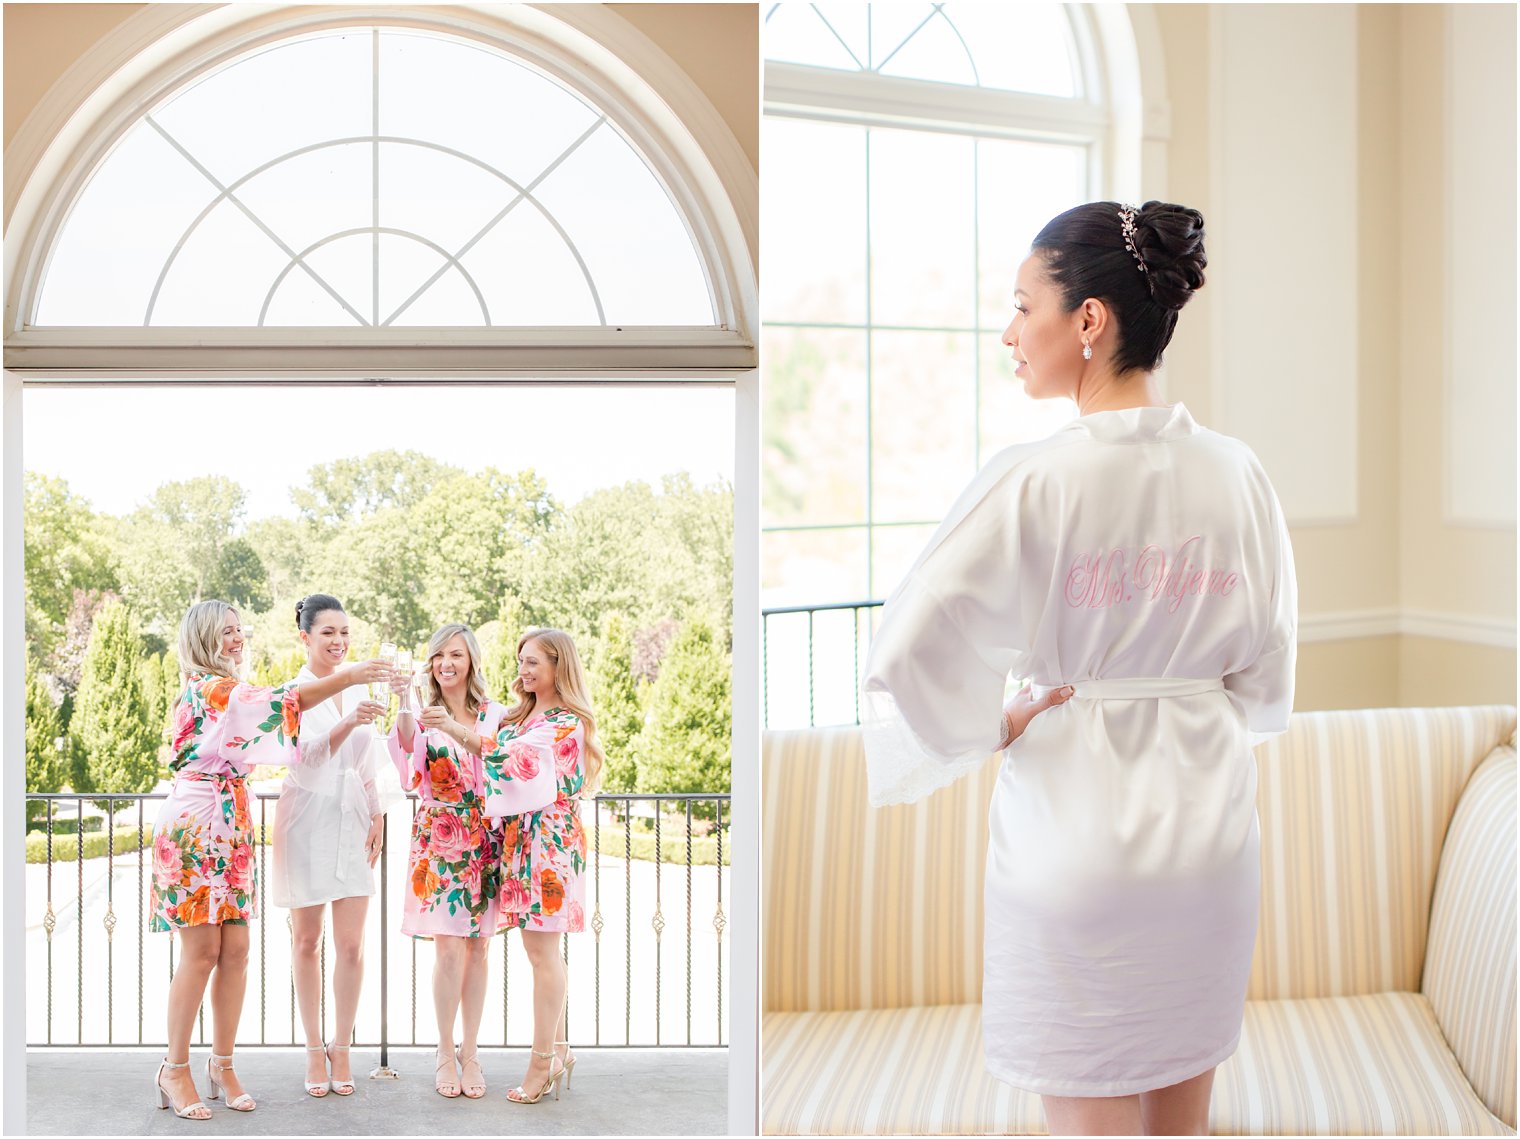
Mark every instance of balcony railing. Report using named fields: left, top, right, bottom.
left=761, top=600, right=882, bottom=729
left=24, top=791, right=729, bottom=1058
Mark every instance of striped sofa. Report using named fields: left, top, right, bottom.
left=762, top=705, right=1517, bottom=1136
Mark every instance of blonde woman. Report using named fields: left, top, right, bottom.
left=271, top=593, right=403, bottom=1098
left=386, top=623, right=509, bottom=1099
left=480, top=628, right=605, bottom=1105
left=150, top=600, right=387, bottom=1120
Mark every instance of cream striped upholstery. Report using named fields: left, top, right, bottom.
left=762, top=706, right=1518, bottom=1135
left=1248, top=706, right=1517, bottom=1001
left=762, top=996, right=1512, bottom=1136
left=763, top=727, right=1000, bottom=1012
left=1422, top=745, right=1517, bottom=1127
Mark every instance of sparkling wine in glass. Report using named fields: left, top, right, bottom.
left=396, top=650, right=413, bottom=710
left=374, top=641, right=398, bottom=704
left=410, top=665, right=429, bottom=716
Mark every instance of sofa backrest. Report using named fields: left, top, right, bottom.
left=762, top=726, right=1000, bottom=1012
left=763, top=705, right=1516, bottom=1015
left=1421, top=742, right=1517, bottom=1128
left=1247, top=705, right=1516, bottom=1001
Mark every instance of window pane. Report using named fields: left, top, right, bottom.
left=871, top=523, right=935, bottom=599
left=976, top=138, right=1090, bottom=328
left=869, top=128, right=975, bottom=328
left=35, top=26, right=714, bottom=327
left=763, top=326, right=868, bottom=528
left=762, top=118, right=867, bottom=324
left=978, top=338, right=1078, bottom=461
left=874, top=7, right=977, bottom=86
left=762, top=3, right=866, bottom=72
left=762, top=527, right=868, bottom=609
left=870, top=328, right=977, bottom=523
left=938, top=4, right=1080, bottom=97
left=760, top=604, right=870, bottom=729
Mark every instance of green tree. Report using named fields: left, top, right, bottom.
left=205, top=538, right=270, bottom=613
left=291, top=450, right=455, bottom=528
left=25, top=662, right=68, bottom=819
left=24, top=474, right=118, bottom=660
left=635, top=612, right=731, bottom=805
left=71, top=600, right=159, bottom=795
left=243, top=516, right=324, bottom=604
left=590, top=612, right=644, bottom=792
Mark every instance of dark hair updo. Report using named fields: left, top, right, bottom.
left=1031, top=200, right=1206, bottom=374
left=295, top=593, right=345, bottom=633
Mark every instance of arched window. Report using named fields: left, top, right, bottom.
left=761, top=1, right=1140, bottom=727
left=34, top=26, right=713, bottom=329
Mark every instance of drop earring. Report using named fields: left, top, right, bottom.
left=1081, top=339, right=1092, bottom=361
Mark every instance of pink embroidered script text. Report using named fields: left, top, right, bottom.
left=1064, top=535, right=1239, bottom=614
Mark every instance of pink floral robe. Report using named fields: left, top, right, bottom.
left=387, top=698, right=508, bottom=938
left=149, top=673, right=300, bottom=931
left=485, top=707, right=589, bottom=933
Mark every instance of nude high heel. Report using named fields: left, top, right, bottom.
left=506, top=1048, right=564, bottom=1104
left=304, top=1043, right=330, bottom=1097
left=555, top=1040, right=576, bottom=1092
left=206, top=1053, right=256, bottom=1111
left=154, top=1058, right=211, bottom=1120
left=326, top=1041, right=355, bottom=1096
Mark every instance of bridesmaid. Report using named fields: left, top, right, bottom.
left=387, top=623, right=508, bottom=1100
left=483, top=628, right=605, bottom=1105
left=271, top=594, right=401, bottom=1098
left=150, top=599, right=386, bottom=1119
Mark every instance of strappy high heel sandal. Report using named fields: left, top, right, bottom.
left=456, top=1045, right=486, bottom=1099
left=304, top=1043, right=330, bottom=1097
left=154, top=1058, right=211, bottom=1120
left=325, top=1042, right=355, bottom=1096
left=205, top=1053, right=256, bottom=1111
left=435, top=1046, right=461, bottom=1098
left=555, top=1040, right=577, bottom=1092
left=505, top=1048, right=564, bottom=1104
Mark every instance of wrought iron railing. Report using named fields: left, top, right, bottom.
left=24, top=791, right=729, bottom=1057
left=761, top=600, right=882, bottom=729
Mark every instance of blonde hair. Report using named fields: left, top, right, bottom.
left=419, top=623, right=488, bottom=718
left=179, top=600, right=242, bottom=680
left=505, top=627, right=606, bottom=794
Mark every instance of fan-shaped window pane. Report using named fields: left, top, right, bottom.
left=34, top=27, right=714, bottom=327
left=763, top=2, right=1080, bottom=97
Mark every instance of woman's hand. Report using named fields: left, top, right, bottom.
left=345, top=658, right=391, bottom=687
left=350, top=699, right=386, bottom=728
left=364, top=814, right=384, bottom=867
left=418, top=705, right=454, bottom=733
left=387, top=672, right=410, bottom=695
left=998, top=684, right=1074, bottom=750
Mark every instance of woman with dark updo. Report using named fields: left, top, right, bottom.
left=863, top=201, right=1297, bottom=1135
left=271, top=594, right=401, bottom=1098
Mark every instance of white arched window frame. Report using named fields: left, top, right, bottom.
left=1, top=7, right=760, bottom=1135
left=3, top=4, right=758, bottom=376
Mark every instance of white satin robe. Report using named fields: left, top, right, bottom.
left=270, top=666, right=405, bottom=909
left=862, top=403, right=1297, bottom=1097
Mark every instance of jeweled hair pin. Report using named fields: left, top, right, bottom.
left=1118, top=205, right=1146, bottom=273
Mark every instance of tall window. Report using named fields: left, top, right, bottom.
left=762, top=2, right=1105, bottom=725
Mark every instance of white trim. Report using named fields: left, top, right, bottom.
left=1, top=369, right=23, bottom=1139
left=1298, top=607, right=1517, bottom=650
left=4, top=5, right=758, bottom=353
left=728, top=367, right=760, bottom=1135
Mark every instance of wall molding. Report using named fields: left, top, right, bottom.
left=1300, top=607, right=1516, bottom=650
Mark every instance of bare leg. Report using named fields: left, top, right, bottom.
left=1139, top=1067, right=1215, bottom=1136
left=1042, top=1094, right=1144, bottom=1136
left=456, top=937, right=492, bottom=1096
left=160, top=925, right=219, bottom=1118
left=326, top=896, right=369, bottom=1088
left=208, top=923, right=253, bottom=1107
left=431, top=936, right=464, bottom=1095
left=509, top=930, right=567, bottom=1101
left=289, top=904, right=328, bottom=1091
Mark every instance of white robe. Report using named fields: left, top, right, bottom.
left=270, top=667, right=406, bottom=909
left=862, top=403, right=1297, bottom=1097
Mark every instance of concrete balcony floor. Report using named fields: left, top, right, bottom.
left=28, top=1046, right=727, bottom=1135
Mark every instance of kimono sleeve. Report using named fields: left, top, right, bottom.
left=359, top=728, right=408, bottom=815
left=284, top=709, right=338, bottom=796
left=481, top=718, right=562, bottom=818
left=861, top=450, right=1034, bottom=807
left=386, top=717, right=427, bottom=794
left=1223, top=474, right=1298, bottom=747
left=199, top=676, right=301, bottom=765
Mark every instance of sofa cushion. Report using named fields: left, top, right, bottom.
left=1422, top=745, right=1517, bottom=1127
left=762, top=994, right=1514, bottom=1136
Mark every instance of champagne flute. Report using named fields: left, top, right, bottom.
left=374, top=641, right=398, bottom=705
left=395, top=650, right=413, bottom=711
left=410, top=664, right=429, bottom=715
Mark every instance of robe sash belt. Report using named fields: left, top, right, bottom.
left=1061, top=677, right=1225, bottom=700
